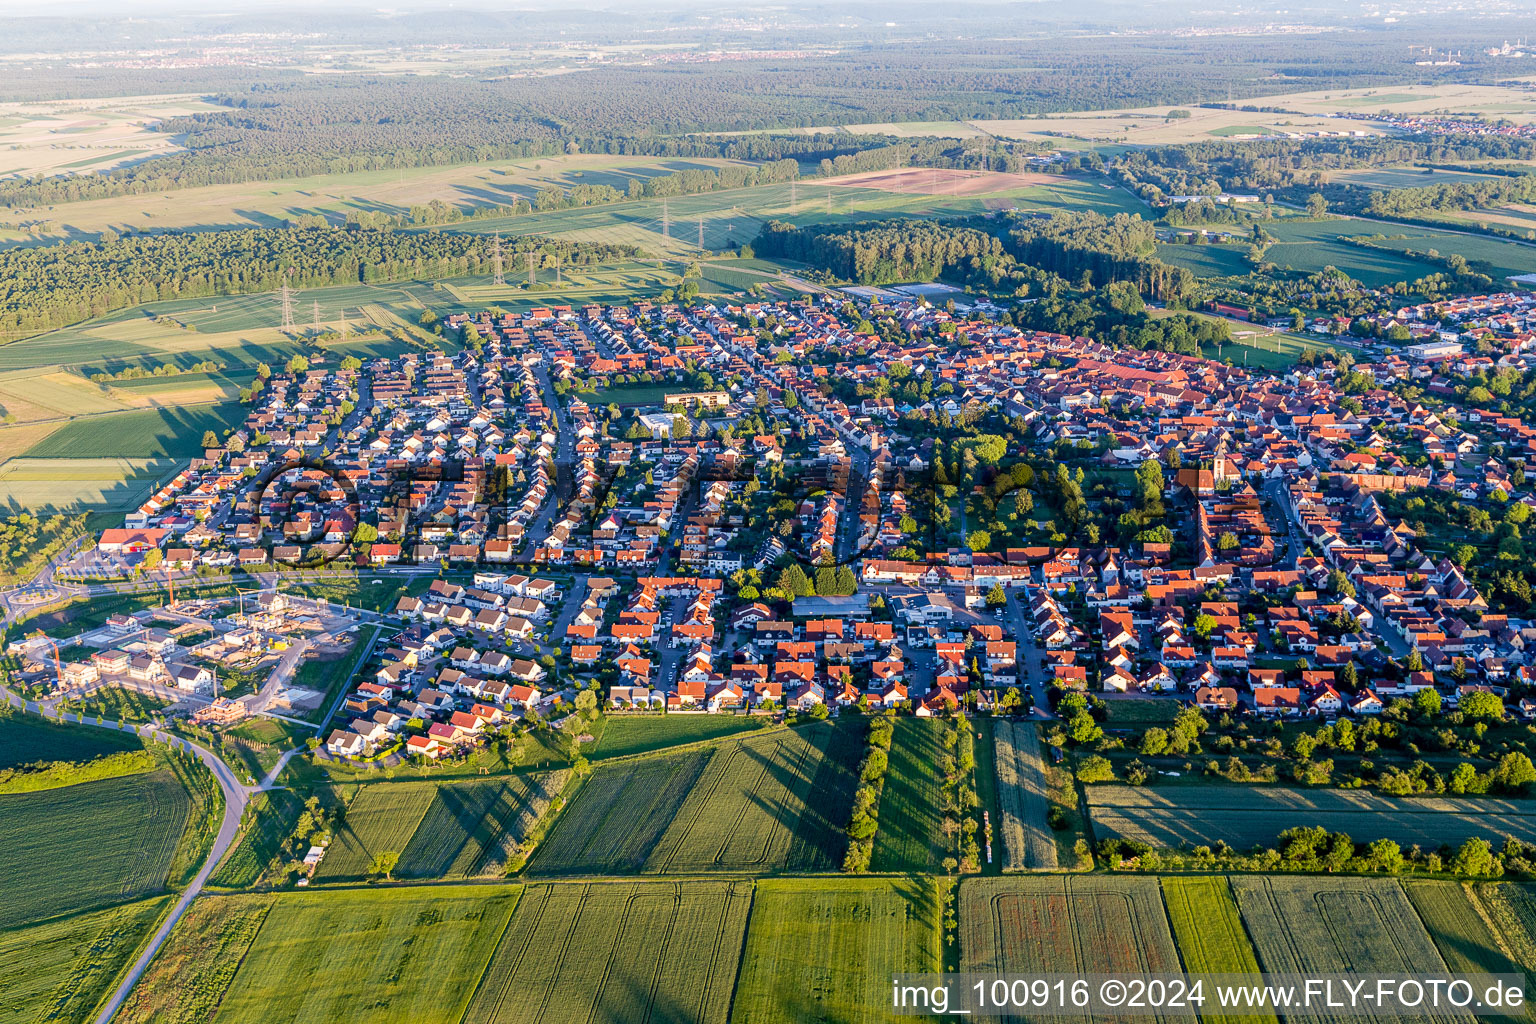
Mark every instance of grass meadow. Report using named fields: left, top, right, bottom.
left=1086, top=782, right=1536, bottom=851
left=993, top=719, right=1057, bottom=870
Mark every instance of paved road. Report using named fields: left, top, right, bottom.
left=0, top=682, right=294, bottom=1024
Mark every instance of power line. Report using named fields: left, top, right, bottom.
left=526, top=250, right=536, bottom=287
left=661, top=198, right=670, bottom=238
left=492, top=232, right=505, bottom=287
left=311, top=301, right=321, bottom=334
left=279, top=284, right=294, bottom=330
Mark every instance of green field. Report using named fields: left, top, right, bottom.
left=732, top=877, right=942, bottom=1024
left=0, top=712, right=143, bottom=769
left=961, top=875, right=1186, bottom=1022
left=0, top=768, right=191, bottom=929
left=1331, top=166, right=1511, bottom=190
left=462, top=880, right=752, bottom=1024
left=22, top=404, right=247, bottom=459
left=0, top=896, right=173, bottom=1024
left=870, top=718, right=948, bottom=873
left=590, top=713, right=769, bottom=759
left=993, top=719, right=1057, bottom=871
left=1405, top=881, right=1523, bottom=982
left=0, top=456, right=181, bottom=512
left=529, top=748, right=710, bottom=875
left=1086, top=783, right=1536, bottom=851
left=576, top=382, right=692, bottom=408
left=126, top=888, right=518, bottom=1024
left=1471, top=884, right=1536, bottom=999
left=1155, top=242, right=1253, bottom=278
left=1163, top=877, right=1275, bottom=1024
left=641, top=721, right=861, bottom=874
left=210, top=788, right=309, bottom=889
left=1232, top=876, right=1459, bottom=1024
left=316, top=777, right=563, bottom=882
left=114, top=893, right=273, bottom=1024
left=450, top=177, right=1147, bottom=259
left=1234, top=876, right=1469, bottom=1018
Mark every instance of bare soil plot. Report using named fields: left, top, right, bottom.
left=825, top=167, right=1067, bottom=195
left=994, top=719, right=1057, bottom=870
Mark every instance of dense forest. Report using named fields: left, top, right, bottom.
left=1005, top=211, right=1194, bottom=302
left=1363, top=173, right=1536, bottom=217
left=754, top=219, right=1008, bottom=285
left=0, top=226, right=632, bottom=339
left=1115, top=136, right=1536, bottom=203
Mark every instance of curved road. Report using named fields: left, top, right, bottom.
left=0, top=682, right=296, bottom=1024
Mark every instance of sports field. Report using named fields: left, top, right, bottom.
left=732, top=877, right=943, bottom=1024
left=462, top=880, right=751, bottom=1024
left=993, top=719, right=1057, bottom=870
left=1086, top=783, right=1536, bottom=851
left=0, top=768, right=191, bottom=929
left=870, top=718, right=949, bottom=872
left=0, top=895, right=173, bottom=1024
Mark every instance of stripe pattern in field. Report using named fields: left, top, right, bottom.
left=1404, top=882, right=1523, bottom=981
left=529, top=749, right=711, bottom=874
left=994, top=719, right=1057, bottom=870
left=1161, top=877, right=1276, bottom=1024
left=642, top=722, right=859, bottom=874
left=732, top=878, right=942, bottom=1024
left=870, top=718, right=948, bottom=873
left=315, top=775, right=563, bottom=882
left=1087, top=784, right=1536, bottom=852
left=462, top=881, right=751, bottom=1024
left=960, top=876, right=1189, bottom=1024
left=1231, top=876, right=1471, bottom=1024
